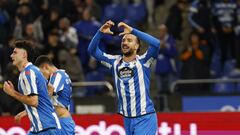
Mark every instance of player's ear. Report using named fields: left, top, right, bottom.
left=23, top=50, right=28, bottom=59
left=43, top=63, right=49, bottom=70
left=134, top=43, right=139, bottom=51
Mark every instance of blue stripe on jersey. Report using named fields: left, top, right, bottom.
left=50, top=70, right=72, bottom=110
left=89, top=28, right=160, bottom=117
left=25, top=72, right=35, bottom=94
left=18, top=82, right=23, bottom=95
left=50, top=72, right=64, bottom=93
left=18, top=63, right=58, bottom=132
left=115, top=62, right=124, bottom=116
left=142, top=66, right=155, bottom=113
left=114, top=74, right=123, bottom=114
left=125, top=81, right=131, bottom=116
left=133, top=67, right=141, bottom=116
left=27, top=106, right=39, bottom=132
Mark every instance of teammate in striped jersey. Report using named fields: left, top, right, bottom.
left=88, top=20, right=160, bottom=135
left=2, top=40, right=60, bottom=134
left=35, top=55, right=75, bottom=135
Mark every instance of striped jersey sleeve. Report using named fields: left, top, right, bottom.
left=21, top=69, right=38, bottom=95
left=88, top=30, right=119, bottom=69
left=49, top=72, right=64, bottom=93
left=132, top=28, right=160, bottom=68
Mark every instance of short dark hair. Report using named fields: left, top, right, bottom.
left=35, top=55, right=54, bottom=67
left=136, top=37, right=141, bottom=53
left=14, top=40, right=35, bottom=62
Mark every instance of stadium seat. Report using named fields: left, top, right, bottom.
left=85, top=71, right=106, bottom=96
left=212, top=77, right=235, bottom=94
left=210, top=51, right=222, bottom=77
left=125, top=2, right=147, bottom=24
left=102, top=4, right=125, bottom=22
left=223, top=59, right=236, bottom=76
left=236, top=83, right=240, bottom=93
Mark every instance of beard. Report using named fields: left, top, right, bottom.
left=122, top=49, right=134, bottom=57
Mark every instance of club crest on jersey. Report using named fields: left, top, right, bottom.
left=117, top=67, right=134, bottom=80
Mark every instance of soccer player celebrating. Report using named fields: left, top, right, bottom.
left=2, top=40, right=60, bottom=134
left=88, top=20, right=160, bottom=135
left=35, top=55, right=75, bottom=135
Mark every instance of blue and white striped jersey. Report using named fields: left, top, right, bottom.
left=88, top=29, right=160, bottom=117
left=18, top=63, right=60, bottom=133
left=49, top=70, right=72, bottom=111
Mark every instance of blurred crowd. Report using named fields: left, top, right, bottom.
left=0, top=0, right=240, bottom=115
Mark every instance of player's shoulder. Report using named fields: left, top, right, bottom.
left=24, top=63, right=39, bottom=76
left=51, top=70, right=66, bottom=78
left=137, top=53, right=147, bottom=60
left=103, top=53, right=121, bottom=60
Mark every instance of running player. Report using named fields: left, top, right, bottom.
left=2, top=40, right=60, bottom=134
left=35, top=55, right=75, bottom=135
left=88, top=20, right=160, bottom=135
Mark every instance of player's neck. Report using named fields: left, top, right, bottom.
left=123, top=54, right=136, bottom=63
left=50, top=66, right=58, bottom=73
left=18, top=60, right=29, bottom=72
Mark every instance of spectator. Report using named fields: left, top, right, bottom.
left=13, top=18, right=44, bottom=43
left=58, top=49, right=85, bottom=82
left=85, top=0, right=101, bottom=21
left=59, top=17, right=79, bottom=50
left=73, top=0, right=86, bottom=21
left=0, top=0, right=10, bottom=45
left=41, top=8, right=60, bottom=39
left=166, top=0, right=187, bottom=40
left=14, top=3, right=35, bottom=30
left=155, top=24, right=177, bottom=94
left=212, top=0, right=237, bottom=66
left=234, top=0, right=240, bottom=72
left=44, top=31, right=66, bottom=68
left=179, top=32, right=211, bottom=93
left=74, top=8, right=101, bottom=73
left=0, top=63, right=24, bottom=116
left=48, top=0, right=77, bottom=22
left=13, top=18, right=44, bottom=53
left=188, top=0, right=212, bottom=43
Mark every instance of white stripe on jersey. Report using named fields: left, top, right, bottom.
left=30, top=70, right=37, bottom=94
left=52, top=73, right=62, bottom=92
left=25, top=105, right=36, bottom=132
left=52, top=112, right=61, bottom=129
left=101, top=61, right=112, bottom=69
left=51, top=94, right=65, bottom=108
left=113, top=60, right=123, bottom=114
left=22, top=72, right=32, bottom=95
left=103, top=53, right=119, bottom=59
left=128, top=78, right=136, bottom=117
left=31, top=107, right=43, bottom=131
left=138, top=52, right=147, bottom=59
left=120, top=79, right=128, bottom=117
left=19, top=74, right=26, bottom=95
left=143, top=57, right=154, bottom=68
left=136, top=61, right=147, bottom=115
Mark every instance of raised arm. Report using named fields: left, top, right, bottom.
left=118, top=22, right=160, bottom=60
left=88, top=21, right=117, bottom=68
left=132, top=28, right=160, bottom=49
left=87, top=30, right=104, bottom=59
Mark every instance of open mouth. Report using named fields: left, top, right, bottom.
left=122, top=45, right=129, bottom=50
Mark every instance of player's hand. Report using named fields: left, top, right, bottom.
left=3, top=81, right=15, bottom=96
left=118, top=22, right=133, bottom=36
left=100, top=20, right=114, bottom=35
left=47, top=83, right=54, bottom=96
left=14, top=111, right=27, bottom=124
